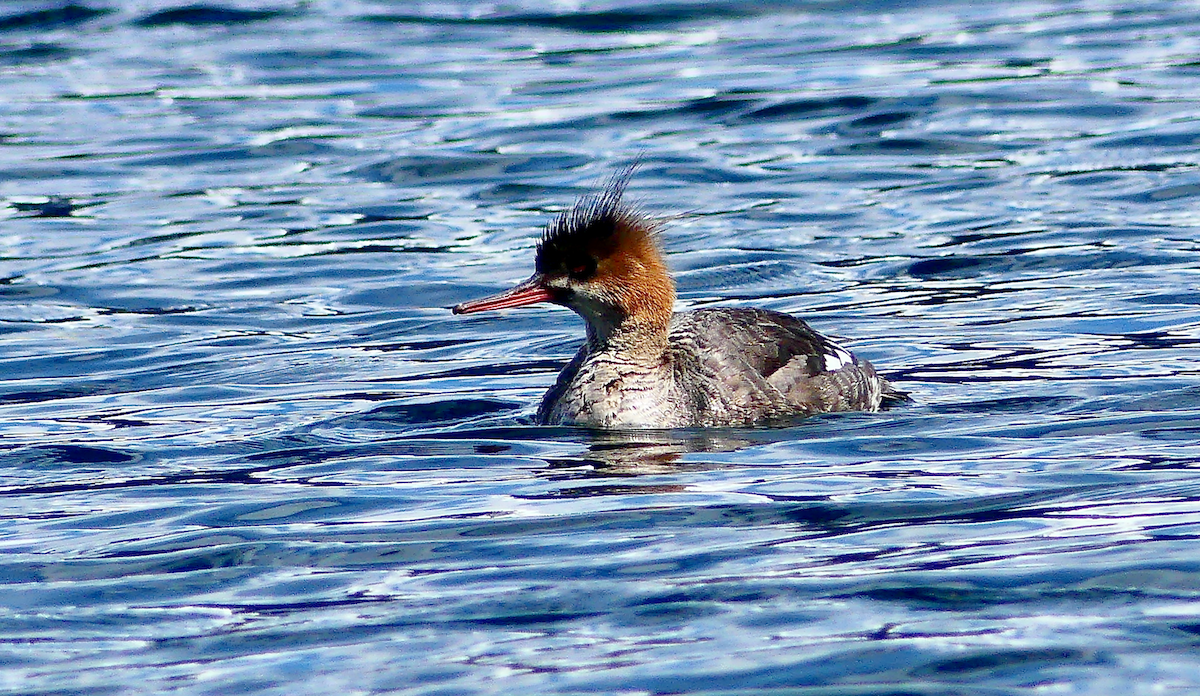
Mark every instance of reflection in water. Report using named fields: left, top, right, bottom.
left=539, top=428, right=760, bottom=479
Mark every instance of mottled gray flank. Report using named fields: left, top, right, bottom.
left=538, top=308, right=899, bottom=428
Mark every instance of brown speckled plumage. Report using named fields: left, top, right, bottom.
left=537, top=307, right=897, bottom=428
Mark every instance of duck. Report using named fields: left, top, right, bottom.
left=453, top=169, right=903, bottom=428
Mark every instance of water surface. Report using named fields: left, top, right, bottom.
left=2, top=1, right=1200, bottom=693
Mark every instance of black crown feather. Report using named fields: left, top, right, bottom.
left=536, top=165, right=647, bottom=276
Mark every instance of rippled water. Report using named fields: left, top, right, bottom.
left=3, top=1, right=1200, bottom=693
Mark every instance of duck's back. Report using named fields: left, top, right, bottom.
left=667, top=308, right=897, bottom=426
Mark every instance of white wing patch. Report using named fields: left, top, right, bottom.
left=822, top=345, right=854, bottom=373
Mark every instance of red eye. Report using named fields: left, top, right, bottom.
left=566, top=258, right=596, bottom=280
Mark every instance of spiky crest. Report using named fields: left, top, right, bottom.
left=536, top=165, right=658, bottom=275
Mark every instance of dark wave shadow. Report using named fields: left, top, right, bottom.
left=133, top=5, right=291, bottom=27
left=0, top=4, right=110, bottom=32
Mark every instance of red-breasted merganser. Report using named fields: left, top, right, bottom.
left=452, top=170, right=903, bottom=428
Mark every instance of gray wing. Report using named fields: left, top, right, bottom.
left=671, top=308, right=893, bottom=417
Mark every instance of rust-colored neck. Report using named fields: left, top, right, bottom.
left=580, top=224, right=675, bottom=355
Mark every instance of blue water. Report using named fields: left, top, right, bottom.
left=3, top=1, right=1200, bottom=693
